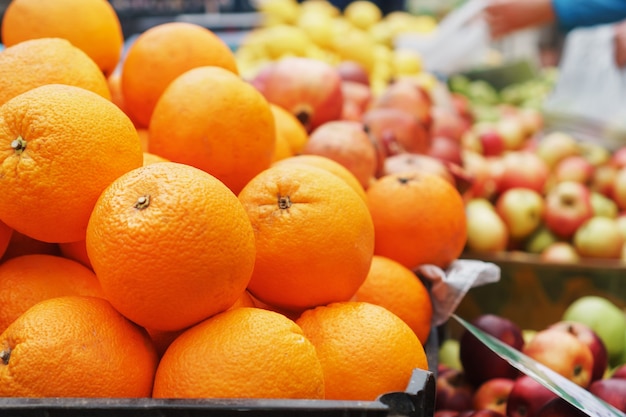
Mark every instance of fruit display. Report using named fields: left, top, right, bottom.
left=437, top=294, right=626, bottom=416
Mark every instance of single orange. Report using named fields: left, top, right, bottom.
left=86, top=162, right=256, bottom=332
left=0, top=295, right=159, bottom=397
left=238, top=163, right=375, bottom=312
left=121, top=22, right=239, bottom=128
left=366, top=171, right=467, bottom=270
left=353, top=255, right=433, bottom=343
left=296, top=301, right=429, bottom=400
left=1, top=0, right=124, bottom=76
left=0, top=37, right=111, bottom=106
left=272, top=154, right=367, bottom=202
left=271, top=130, right=294, bottom=163
left=270, top=103, right=309, bottom=155
left=0, top=84, right=143, bottom=243
left=153, top=307, right=325, bottom=399
left=0, top=254, right=104, bottom=333
left=148, top=66, right=275, bottom=194
left=142, top=151, right=169, bottom=166
left=0, top=220, right=13, bottom=260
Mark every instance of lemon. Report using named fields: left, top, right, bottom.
left=297, top=10, right=335, bottom=49
left=333, top=28, right=376, bottom=73
left=299, top=0, right=340, bottom=18
left=257, top=0, right=301, bottom=26
left=344, top=1, right=382, bottom=30
left=391, top=48, right=423, bottom=76
left=262, top=25, right=313, bottom=59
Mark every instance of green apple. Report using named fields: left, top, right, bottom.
left=562, top=295, right=626, bottom=363
left=438, top=338, right=462, bottom=371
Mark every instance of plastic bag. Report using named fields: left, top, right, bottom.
left=542, top=23, right=626, bottom=150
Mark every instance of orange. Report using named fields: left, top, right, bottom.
left=58, top=240, right=92, bottom=270
left=121, top=22, right=239, bottom=128
left=0, top=295, right=158, bottom=397
left=238, top=163, right=375, bottom=312
left=296, top=301, right=429, bottom=400
left=271, top=130, right=294, bottom=163
left=149, top=66, right=275, bottom=195
left=270, top=103, right=309, bottom=155
left=353, top=255, right=433, bottom=343
left=0, top=220, right=13, bottom=259
left=1, top=0, right=124, bottom=76
left=273, top=154, right=367, bottom=202
left=0, top=254, right=104, bottom=333
left=153, top=307, right=325, bottom=399
left=0, top=84, right=143, bottom=243
left=147, top=290, right=257, bottom=359
left=0, top=37, right=111, bottom=106
left=86, top=162, right=256, bottom=332
left=366, top=171, right=467, bottom=270
left=0, top=231, right=61, bottom=262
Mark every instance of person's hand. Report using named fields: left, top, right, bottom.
left=614, top=20, right=626, bottom=68
left=483, top=0, right=556, bottom=39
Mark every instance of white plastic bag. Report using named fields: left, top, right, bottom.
left=542, top=23, right=626, bottom=149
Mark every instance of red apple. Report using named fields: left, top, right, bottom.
left=302, top=120, right=378, bottom=189
left=336, top=60, right=370, bottom=86
left=552, top=155, right=595, bottom=184
left=591, top=164, right=618, bottom=197
left=496, top=116, right=527, bottom=151
left=459, top=314, right=524, bottom=387
left=251, top=57, right=343, bottom=132
left=506, top=375, right=558, bottom=417
left=543, top=181, right=594, bottom=239
left=613, top=364, right=626, bottom=379
left=535, top=131, right=580, bottom=169
left=478, top=130, right=506, bottom=157
left=518, top=107, right=544, bottom=137
left=535, top=397, right=588, bottom=417
left=548, top=321, right=608, bottom=382
left=588, top=377, right=626, bottom=412
left=498, top=151, right=550, bottom=194
left=435, top=411, right=461, bottom=417
left=522, top=328, right=594, bottom=388
left=428, top=135, right=463, bottom=166
left=495, top=187, right=545, bottom=240
left=361, top=107, right=431, bottom=156
left=573, top=216, right=625, bottom=259
left=610, top=145, right=626, bottom=169
left=540, top=242, right=580, bottom=264
left=436, top=365, right=476, bottom=412
left=472, top=378, right=515, bottom=414
left=611, top=166, right=626, bottom=210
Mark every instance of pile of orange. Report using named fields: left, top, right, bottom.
left=0, top=0, right=469, bottom=403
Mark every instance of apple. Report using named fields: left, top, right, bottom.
left=497, top=151, right=549, bottom=194
left=430, top=107, right=468, bottom=143
left=524, top=226, right=558, bottom=254
left=435, top=411, right=461, bottom=417
left=476, top=129, right=506, bottom=157
left=616, top=213, right=626, bottom=241
left=251, top=57, right=343, bottom=133
left=361, top=107, right=431, bottom=156
left=548, top=321, right=609, bottom=382
left=340, top=81, right=372, bottom=114
left=535, top=397, right=588, bottom=417
left=611, top=166, right=626, bottom=210
left=562, top=295, right=626, bottom=364
left=590, top=191, right=618, bottom=218
left=579, top=141, right=610, bottom=167
left=462, top=151, right=498, bottom=200
left=517, top=107, right=544, bottom=137
left=535, top=131, right=580, bottom=169
left=522, top=329, right=537, bottom=345
left=336, top=60, right=370, bottom=86
left=496, top=116, right=527, bottom=150
left=552, top=155, right=595, bottom=184
left=436, top=365, right=476, bottom=412
left=439, top=338, right=462, bottom=371
left=543, top=181, right=593, bottom=239
left=428, top=135, right=464, bottom=167
left=588, top=377, right=626, bottom=412
left=459, top=314, right=524, bottom=387
left=472, top=378, right=515, bottom=414
left=522, top=328, right=594, bottom=387
left=591, top=164, right=618, bottom=197
left=612, top=363, right=626, bottom=379
left=461, top=410, right=507, bottom=417
left=465, top=199, right=509, bottom=254
left=540, top=242, right=580, bottom=264
left=495, top=187, right=544, bottom=240
left=506, top=375, right=558, bottom=417
left=573, top=216, right=624, bottom=259
left=610, top=145, right=626, bottom=169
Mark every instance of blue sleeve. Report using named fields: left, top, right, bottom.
left=552, top=0, right=626, bottom=31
